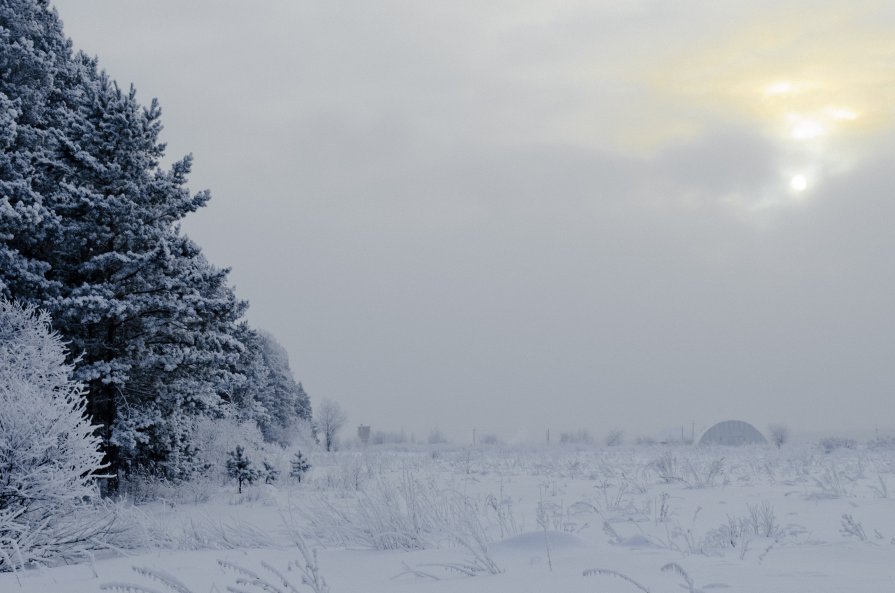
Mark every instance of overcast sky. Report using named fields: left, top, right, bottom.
left=52, top=1, right=895, bottom=441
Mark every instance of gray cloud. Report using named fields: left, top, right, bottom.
left=51, top=1, right=895, bottom=441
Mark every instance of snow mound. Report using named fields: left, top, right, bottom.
left=494, top=531, right=588, bottom=551
left=616, top=534, right=657, bottom=548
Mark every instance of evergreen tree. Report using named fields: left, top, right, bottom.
left=262, top=460, right=279, bottom=485
left=0, top=1, right=251, bottom=488
left=47, top=70, right=249, bottom=485
left=289, top=451, right=311, bottom=483
left=252, top=331, right=312, bottom=445
left=0, top=0, right=73, bottom=300
left=294, top=381, right=312, bottom=423
left=229, top=325, right=274, bottom=425
left=226, top=446, right=259, bottom=493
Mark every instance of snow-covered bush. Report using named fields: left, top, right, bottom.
left=819, top=437, right=857, bottom=454
left=301, top=469, right=511, bottom=557
left=312, top=453, right=374, bottom=491
left=651, top=451, right=683, bottom=483
left=190, top=416, right=266, bottom=480
left=0, top=300, right=105, bottom=569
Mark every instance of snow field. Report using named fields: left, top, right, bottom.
left=4, top=441, right=895, bottom=592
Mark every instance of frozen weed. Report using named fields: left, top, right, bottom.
left=810, top=465, right=849, bottom=499
left=840, top=514, right=868, bottom=542
left=583, top=567, right=651, bottom=592
left=102, top=566, right=195, bottom=593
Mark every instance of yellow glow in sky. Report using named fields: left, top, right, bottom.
left=631, top=2, right=895, bottom=199
left=825, top=107, right=858, bottom=121
left=764, top=81, right=795, bottom=96
left=640, top=4, right=890, bottom=147
left=788, top=114, right=826, bottom=140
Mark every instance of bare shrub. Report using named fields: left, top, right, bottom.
left=768, top=424, right=789, bottom=448
left=683, top=457, right=726, bottom=489
left=427, top=428, right=448, bottom=445
left=559, top=429, right=593, bottom=445
left=819, top=437, right=857, bottom=454
left=605, top=429, right=625, bottom=447
left=704, top=515, right=753, bottom=558
left=300, top=470, right=513, bottom=557
left=316, top=400, right=347, bottom=452
left=479, top=433, right=500, bottom=445
left=371, top=429, right=407, bottom=445
left=651, top=451, right=682, bottom=483
left=302, top=473, right=442, bottom=550
left=747, top=501, right=783, bottom=538
left=810, top=465, right=850, bottom=499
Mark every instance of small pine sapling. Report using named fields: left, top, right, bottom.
left=290, top=451, right=312, bottom=483
left=226, top=446, right=260, bottom=493
left=263, top=460, right=279, bottom=484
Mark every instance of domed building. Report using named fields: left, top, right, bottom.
left=697, top=420, right=767, bottom=446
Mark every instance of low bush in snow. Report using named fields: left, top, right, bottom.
left=0, top=300, right=106, bottom=570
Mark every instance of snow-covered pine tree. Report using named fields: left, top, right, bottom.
left=290, top=451, right=311, bottom=483
left=47, top=68, right=249, bottom=485
left=262, top=461, right=279, bottom=484
left=295, top=381, right=312, bottom=424
left=0, top=300, right=105, bottom=569
left=229, top=325, right=274, bottom=426
left=0, top=0, right=73, bottom=300
left=0, top=1, right=252, bottom=488
left=253, top=331, right=312, bottom=444
left=226, top=446, right=259, bottom=493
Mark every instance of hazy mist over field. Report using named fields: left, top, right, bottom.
left=7, top=3, right=895, bottom=591
left=52, top=1, right=895, bottom=441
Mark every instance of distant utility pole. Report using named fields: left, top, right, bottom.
left=546, top=428, right=550, bottom=444
left=472, top=427, right=476, bottom=446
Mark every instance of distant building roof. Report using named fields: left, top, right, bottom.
left=698, top=420, right=767, bottom=446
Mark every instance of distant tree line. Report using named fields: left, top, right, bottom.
left=0, top=0, right=311, bottom=491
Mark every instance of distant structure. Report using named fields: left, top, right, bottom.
left=697, top=420, right=767, bottom=446
left=357, top=424, right=371, bottom=446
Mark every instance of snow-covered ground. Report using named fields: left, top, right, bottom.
left=4, top=442, right=895, bottom=592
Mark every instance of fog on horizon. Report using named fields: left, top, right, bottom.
left=51, top=0, right=895, bottom=442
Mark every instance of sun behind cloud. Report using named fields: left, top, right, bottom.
left=637, top=2, right=894, bottom=201
left=790, top=174, right=808, bottom=192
